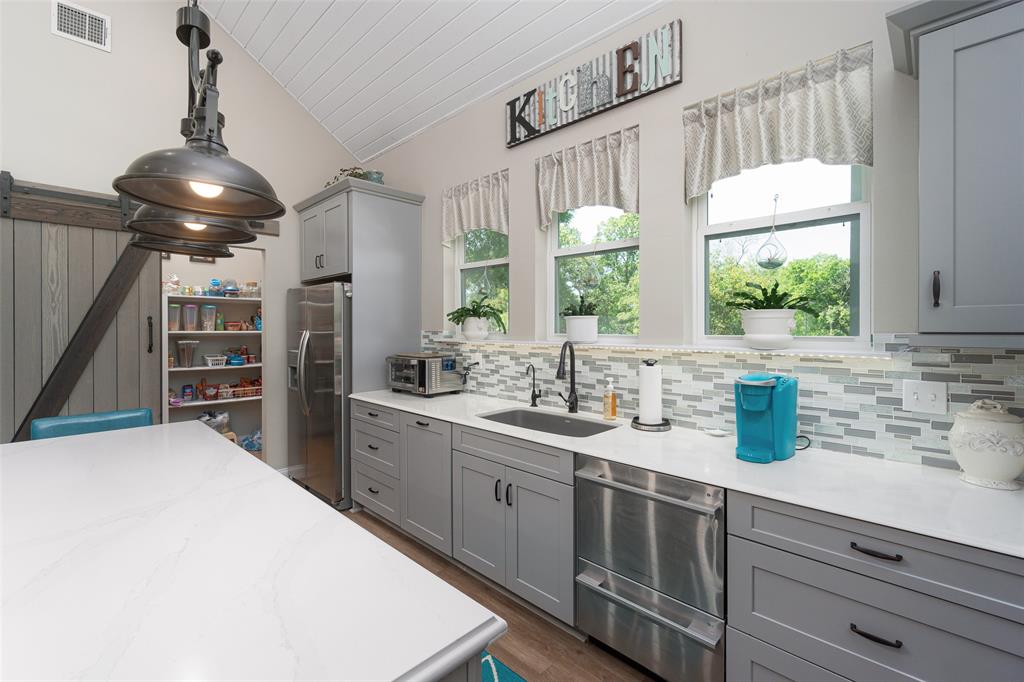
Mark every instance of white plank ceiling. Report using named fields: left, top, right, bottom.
left=201, top=0, right=665, bottom=162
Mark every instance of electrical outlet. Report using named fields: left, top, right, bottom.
left=902, top=379, right=948, bottom=415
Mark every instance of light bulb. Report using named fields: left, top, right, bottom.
left=188, top=181, right=224, bottom=198
left=184, top=222, right=207, bottom=231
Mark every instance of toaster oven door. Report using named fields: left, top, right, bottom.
left=389, top=359, right=423, bottom=392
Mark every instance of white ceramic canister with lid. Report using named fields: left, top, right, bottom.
left=949, top=399, right=1024, bottom=490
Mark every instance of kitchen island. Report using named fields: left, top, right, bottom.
left=0, top=421, right=505, bottom=681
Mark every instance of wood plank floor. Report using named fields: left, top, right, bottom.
left=345, top=510, right=657, bottom=681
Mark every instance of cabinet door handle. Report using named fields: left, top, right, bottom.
left=932, top=270, right=941, bottom=307
left=367, top=444, right=379, bottom=451
left=367, top=487, right=379, bottom=495
left=850, top=541, right=903, bottom=562
left=494, top=478, right=502, bottom=502
left=505, top=483, right=512, bottom=506
left=147, top=315, right=154, bottom=353
left=850, top=623, right=902, bottom=649
left=320, top=254, right=325, bottom=269
left=415, top=420, right=430, bottom=427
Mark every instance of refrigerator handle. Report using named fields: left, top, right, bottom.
left=297, top=328, right=312, bottom=416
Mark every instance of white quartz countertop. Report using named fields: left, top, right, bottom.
left=1, top=421, right=506, bottom=681
left=351, top=390, right=1024, bottom=559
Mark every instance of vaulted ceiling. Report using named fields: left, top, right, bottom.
left=201, top=0, right=664, bottom=162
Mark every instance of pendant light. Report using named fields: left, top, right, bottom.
left=126, top=204, right=256, bottom=244
left=756, top=194, right=788, bottom=270
left=128, top=234, right=234, bottom=258
left=113, top=1, right=285, bottom=222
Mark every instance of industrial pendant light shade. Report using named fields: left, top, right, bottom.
left=114, top=140, right=285, bottom=220
left=128, top=234, right=234, bottom=258
left=112, top=1, right=285, bottom=224
left=126, top=204, right=257, bottom=244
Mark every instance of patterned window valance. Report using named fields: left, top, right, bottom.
left=682, top=43, right=873, bottom=203
left=441, top=169, right=509, bottom=244
left=535, top=126, right=639, bottom=230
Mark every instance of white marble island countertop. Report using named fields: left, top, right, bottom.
left=351, top=390, right=1024, bottom=559
left=1, top=421, right=506, bottom=681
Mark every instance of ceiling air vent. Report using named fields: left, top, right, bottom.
left=51, top=0, right=110, bottom=52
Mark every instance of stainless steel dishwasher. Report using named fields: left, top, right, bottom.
left=575, top=454, right=725, bottom=682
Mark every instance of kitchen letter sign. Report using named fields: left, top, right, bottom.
left=505, top=19, right=682, bottom=147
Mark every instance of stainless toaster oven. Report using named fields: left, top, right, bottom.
left=386, top=352, right=463, bottom=396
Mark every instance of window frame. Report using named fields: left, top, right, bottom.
left=694, top=194, right=872, bottom=351
left=547, top=210, right=641, bottom=342
left=452, top=230, right=510, bottom=339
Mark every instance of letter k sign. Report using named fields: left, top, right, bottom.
left=506, top=90, right=539, bottom=145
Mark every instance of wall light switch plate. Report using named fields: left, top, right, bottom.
left=903, top=379, right=948, bottom=414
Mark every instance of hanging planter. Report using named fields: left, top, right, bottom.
left=755, top=194, right=788, bottom=270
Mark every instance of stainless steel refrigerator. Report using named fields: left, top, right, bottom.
left=287, top=282, right=351, bottom=507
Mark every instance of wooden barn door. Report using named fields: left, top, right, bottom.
left=0, top=218, right=162, bottom=442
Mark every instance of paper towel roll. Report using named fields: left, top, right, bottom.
left=638, top=360, right=663, bottom=425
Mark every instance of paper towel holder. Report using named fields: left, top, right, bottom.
left=631, top=416, right=672, bottom=432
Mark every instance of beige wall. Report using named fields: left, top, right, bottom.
left=370, top=1, right=919, bottom=340
left=0, top=0, right=356, bottom=469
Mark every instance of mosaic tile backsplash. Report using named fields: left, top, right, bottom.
left=423, top=332, right=1024, bottom=471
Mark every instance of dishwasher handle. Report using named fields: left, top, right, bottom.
left=574, top=469, right=722, bottom=517
left=575, top=572, right=723, bottom=649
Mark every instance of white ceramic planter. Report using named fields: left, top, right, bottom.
left=741, top=309, right=797, bottom=350
left=461, top=317, right=490, bottom=341
left=950, top=399, right=1024, bottom=490
left=564, top=316, right=598, bottom=344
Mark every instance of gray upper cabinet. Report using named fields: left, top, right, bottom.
left=505, top=466, right=574, bottom=624
left=452, top=450, right=507, bottom=585
left=400, top=413, right=453, bottom=555
left=295, top=178, right=423, bottom=284
left=918, top=1, right=1024, bottom=332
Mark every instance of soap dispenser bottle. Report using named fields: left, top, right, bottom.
left=603, top=378, right=618, bottom=420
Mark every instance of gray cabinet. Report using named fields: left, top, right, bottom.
left=452, top=450, right=506, bottom=585
left=295, top=178, right=423, bottom=285
left=918, top=2, right=1024, bottom=332
left=727, top=627, right=849, bottom=682
left=452, top=444, right=574, bottom=624
left=400, top=413, right=453, bottom=555
left=504, top=466, right=574, bottom=624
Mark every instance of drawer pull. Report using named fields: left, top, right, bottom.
left=575, top=469, right=722, bottom=516
left=850, top=541, right=903, bottom=562
left=850, top=623, right=903, bottom=649
left=367, top=411, right=380, bottom=418
left=494, top=479, right=502, bottom=502
left=415, top=420, right=430, bottom=427
left=367, top=487, right=380, bottom=495
left=367, top=444, right=380, bottom=451
left=575, top=572, right=723, bottom=649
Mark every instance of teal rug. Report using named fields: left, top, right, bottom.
left=481, top=650, right=525, bottom=682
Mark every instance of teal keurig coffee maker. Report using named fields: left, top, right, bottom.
left=734, top=373, right=798, bottom=463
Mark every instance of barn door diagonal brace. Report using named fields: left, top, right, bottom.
left=12, top=245, right=151, bottom=441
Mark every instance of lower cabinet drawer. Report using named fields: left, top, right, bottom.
left=727, top=628, right=849, bottom=682
left=575, top=558, right=724, bottom=682
left=728, top=536, right=1024, bottom=682
left=352, top=461, right=400, bottom=525
left=352, top=420, right=400, bottom=478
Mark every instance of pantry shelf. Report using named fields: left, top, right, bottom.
left=167, top=295, right=262, bottom=303
left=169, top=396, right=262, bottom=408
left=168, top=330, right=262, bottom=336
left=168, top=363, right=262, bottom=373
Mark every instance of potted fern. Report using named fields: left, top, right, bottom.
left=447, top=297, right=506, bottom=341
left=726, top=281, right=818, bottom=350
left=561, top=292, right=599, bottom=343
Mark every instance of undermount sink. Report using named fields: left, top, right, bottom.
left=479, top=409, right=618, bottom=437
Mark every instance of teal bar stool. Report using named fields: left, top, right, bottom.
left=30, top=408, right=153, bottom=440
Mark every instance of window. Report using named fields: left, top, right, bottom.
left=697, top=160, right=870, bottom=346
left=551, top=206, right=639, bottom=337
left=457, top=228, right=509, bottom=332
